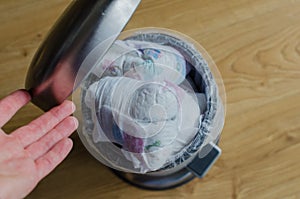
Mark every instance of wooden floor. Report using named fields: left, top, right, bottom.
left=0, top=0, right=300, bottom=198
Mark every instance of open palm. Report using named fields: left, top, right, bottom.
left=0, top=90, right=78, bottom=199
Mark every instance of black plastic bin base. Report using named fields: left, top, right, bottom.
left=112, top=168, right=196, bottom=190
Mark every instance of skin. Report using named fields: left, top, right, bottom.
left=0, top=90, right=78, bottom=199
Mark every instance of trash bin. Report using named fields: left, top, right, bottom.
left=25, top=0, right=226, bottom=190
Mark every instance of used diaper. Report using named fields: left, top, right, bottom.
left=85, top=76, right=200, bottom=172
left=94, top=40, right=186, bottom=84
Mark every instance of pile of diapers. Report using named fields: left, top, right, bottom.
left=83, top=40, right=207, bottom=172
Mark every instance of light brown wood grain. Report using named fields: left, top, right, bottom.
left=0, top=0, right=299, bottom=199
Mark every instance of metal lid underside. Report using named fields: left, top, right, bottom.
left=25, top=0, right=141, bottom=111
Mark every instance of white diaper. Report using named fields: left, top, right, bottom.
left=84, top=76, right=200, bottom=172
left=93, top=40, right=186, bottom=85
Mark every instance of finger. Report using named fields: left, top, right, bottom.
left=0, top=90, right=31, bottom=127
left=35, top=138, right=73, bottom=180
left=13, top=100, right=75, bottom=147
left=26, top=116, right=78, bottom=160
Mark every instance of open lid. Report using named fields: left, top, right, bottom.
left=25, top=0, right=141, bottom=111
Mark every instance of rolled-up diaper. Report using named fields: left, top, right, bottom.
left=84, top=76, right=200, bottom=172
left=94, top=40, right=186, bottom=84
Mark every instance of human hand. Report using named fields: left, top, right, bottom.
left=0, top=90, right=78, bottom=199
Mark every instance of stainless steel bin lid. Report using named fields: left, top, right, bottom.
left=25, top=0, right=141, bottom=111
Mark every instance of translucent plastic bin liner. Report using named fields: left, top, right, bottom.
left=77, top=29, right=225, bottom=173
